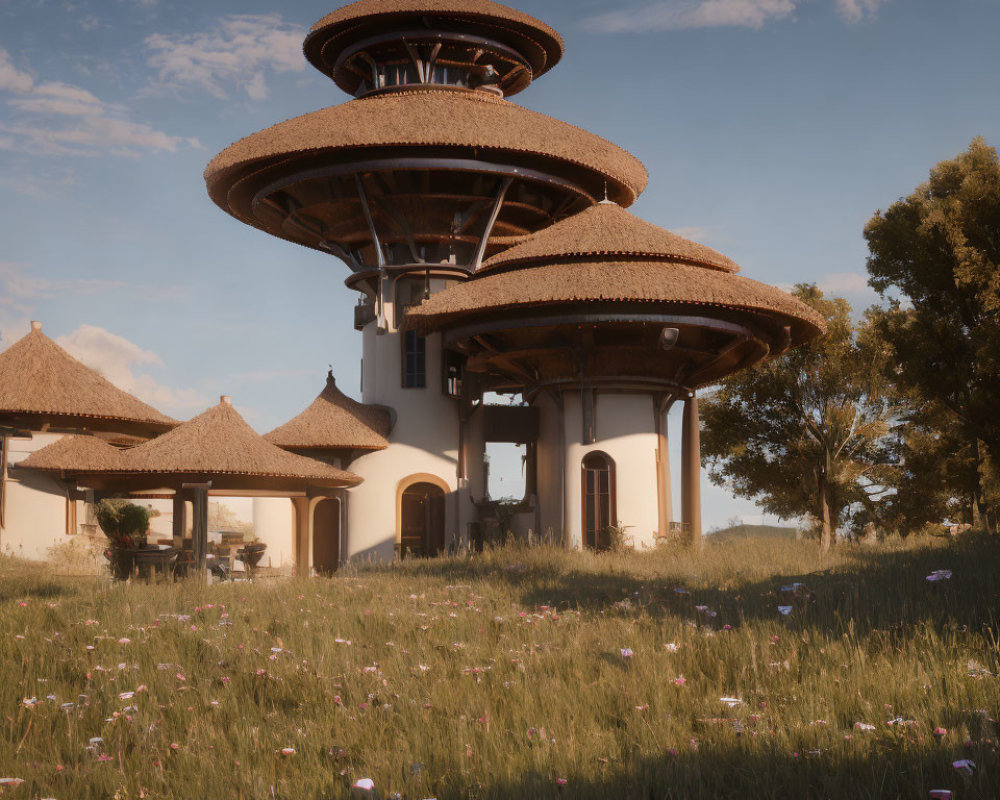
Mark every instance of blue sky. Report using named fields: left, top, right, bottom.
left=2, top=0, right=998, bottom=530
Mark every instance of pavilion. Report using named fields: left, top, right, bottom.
left=0, top=322, right=176, bottom=554
left=20, top=397, right=361, bottom=577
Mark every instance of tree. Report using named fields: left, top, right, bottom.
left=865, top=137, right=1000, bottom=530
left=879, top=400, right=980, bottom=533
left=700, top=287, right=900, bottom=551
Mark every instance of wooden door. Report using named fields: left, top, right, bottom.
left=312, top=499, right=340, bottom=574
left=583, top=452, right=616, bottom=551
left=400, top=482, right=446, bottom=558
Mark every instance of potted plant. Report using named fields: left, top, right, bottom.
left=95, top=499, right=151, bottom=580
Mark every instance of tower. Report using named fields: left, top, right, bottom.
left=206, top=0, right=647, bottom=561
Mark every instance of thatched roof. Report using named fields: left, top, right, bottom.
left=120, top=398, right=362, bottom=487
left=405, top=260, right=827, bottom=343
left=205, top=90, right=648, bottom=214
left=17, top=435, right=124, bottom=474
left=265, top=373, right=392, bottom=452
left=480, top=202, right=740, bottom=274
left=0, top=323, right=176, bottom=435
left=305, top=0, right=564, bottom=92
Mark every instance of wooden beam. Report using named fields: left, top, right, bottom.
left=184, top=482, right=212, bottom=582
left=172, top=492, right=187, bottom=547
left=582, top=384, right=596, bottom=445
left=1, top=434, right=7, bottom=531
left=681, top=396, right=702, bottom=548
left=654, top=395, right=677, bottom=540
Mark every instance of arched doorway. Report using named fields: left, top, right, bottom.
left=582, top=451, right=616, bottom=551
left=399, top=481, right=446, bottom=558
left=312, top=498, right=341, bottom=574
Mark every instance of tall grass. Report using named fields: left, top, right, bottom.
left=1, top=535, right=998, bottom=799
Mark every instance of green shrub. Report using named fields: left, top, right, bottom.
left=94, top=499, right=151, bottom=549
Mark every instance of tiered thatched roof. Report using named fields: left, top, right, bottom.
left=305, top=0, right=564, bottom=89
left=205, top=89, right=648, bottom=217
left=405, top=204, right=826, bottom=345
left=0, top=322, right=176, bottom=436
left=406, top=260, right=826, bottom=342
left=479, top=202, right=740, bottom=274
left=265, top=374, right=391, bottom=452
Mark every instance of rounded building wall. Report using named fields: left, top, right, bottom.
left=351, top=276, right=462, bottom=561
left=535, top=392, right=664, bottom=551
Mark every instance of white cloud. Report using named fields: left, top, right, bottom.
left=0, top=50, right=34, bottom=93
left=145, top=14, right=305, bottom=100
left=670, top=226, right=711, bottom=241
left=582, top=0, right=797, bottom=32
left=57, top=325, right=209, bottom=414
left=0, top=260, right=125, bottom=300
left=582, top=0, right=887, bottom=32
left=835, top=0, right=884, bottom=23
left=818, top=271, right=877, bottom=299
left=0, top=47, right=199, bottom=157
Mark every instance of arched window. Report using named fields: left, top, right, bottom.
left=582, top=451, right=616, bottom=551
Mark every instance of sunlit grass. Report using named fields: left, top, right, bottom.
left=1, top=535, right=998, bottom=799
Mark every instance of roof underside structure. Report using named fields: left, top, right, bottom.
left=205, top=0, right=824, bottom=404
left=405, top=203, right=825, bottom=394
left=205, top=91, right=647, bottom=270
left=0, top=323, right=176, bottom=438
left=305, top=0, right=565, bottom=97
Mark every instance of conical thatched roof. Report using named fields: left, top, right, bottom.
left=121, top=397, right=361, bottom=487
left=0, top=322, right=176, bottom=436
left=265, top=373, right=392, bottom=452
left=17, top=435, right=125, bottom=474
left=480, top=202, right=740, bottom=274
left=305, top=0, right=564, bottom=94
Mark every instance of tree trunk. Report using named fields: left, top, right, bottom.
left=974, top=439, right=995, bottom=535
left=819, top=473, right=834, bottom=552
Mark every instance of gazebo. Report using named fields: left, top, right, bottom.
left=0, top=321, right=176, bottom=537
left=405, top=202, right=825, bottom=545
left=20, top=397, right=361, bottom=577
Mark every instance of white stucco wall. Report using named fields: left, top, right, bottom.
left=252, top=497, right=294, bottom=572
left=591, top=393, right=661, bottom=550
left=348, top=276, right=462, bottom=562
left=2, top=434, right=71, bottom=561
left=534, top=392, right=663, bottom=551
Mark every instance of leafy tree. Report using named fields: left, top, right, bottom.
left=701, top=287, right=900, bottom=551
left=878, top=400, right=981, bottom=533
left=865, top=137, right=1000, bottom=530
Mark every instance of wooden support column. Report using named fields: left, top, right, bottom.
left=291, top=496, right=311, bottom=577
left=185, top=482, right=211, bottom=581
left=681, top=394, right=702, bottom=547
left=582, top=384, right=596, bottom=445
left=0, top=434, right=7, bottom=531
left=172, top=492, right=187, bottom=548
left=554, top=391, right=567, bottom=546
left=655, top=395, right=676, bottom=539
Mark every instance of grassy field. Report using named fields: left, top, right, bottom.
left=1, top=536, right=998, bottom=799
